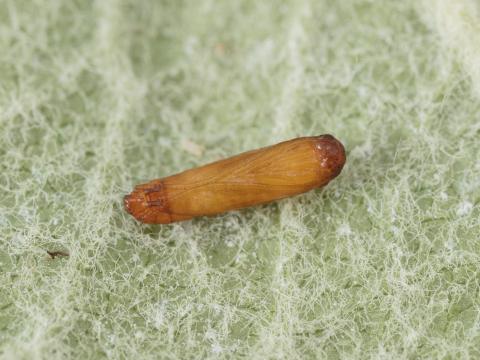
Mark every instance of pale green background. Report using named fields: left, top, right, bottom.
left=0, top=0, right=479, bottom=359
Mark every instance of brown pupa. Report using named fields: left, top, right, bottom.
left=124, top=134, right=346, bottom=224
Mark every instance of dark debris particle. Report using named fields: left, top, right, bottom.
left=46, top=250, right=70, bottom=259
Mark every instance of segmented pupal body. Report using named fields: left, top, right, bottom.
left=124, top=134, right=346, bottom=224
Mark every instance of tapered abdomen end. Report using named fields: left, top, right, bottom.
left=124, top=192, right=143, bottom=219
left=124, top=182, right=174, bottom=224
left=314, top=134, right=346, bottom=179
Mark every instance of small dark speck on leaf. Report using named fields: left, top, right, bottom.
left=47, top=250, right=70, bottom=259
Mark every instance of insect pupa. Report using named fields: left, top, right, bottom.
left=124, top=134, right=346, bottom=224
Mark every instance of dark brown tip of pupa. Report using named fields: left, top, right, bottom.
left=314, top=134, right=346, bottom=178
